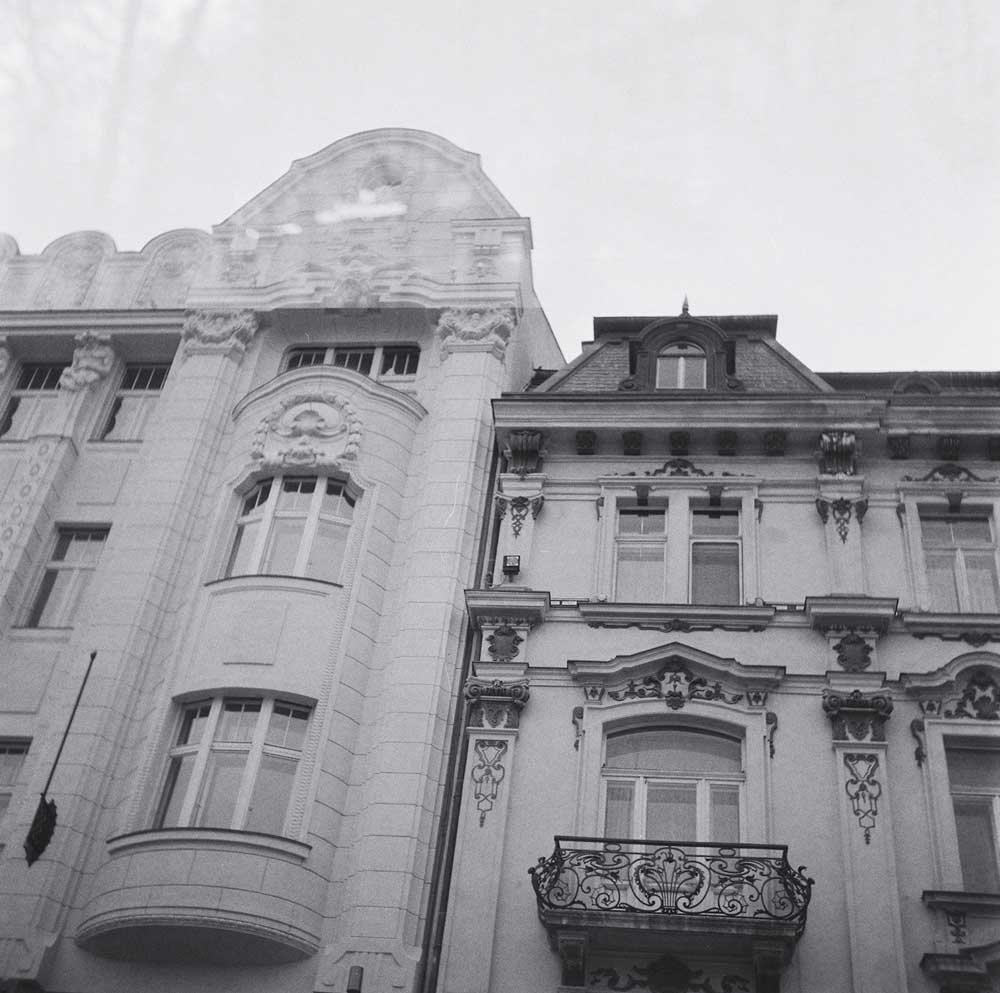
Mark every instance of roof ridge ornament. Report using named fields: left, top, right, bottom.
left=681, top=295, right=690, bottom=316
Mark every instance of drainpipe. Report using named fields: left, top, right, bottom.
left=416, top=438, right=502, bottom=993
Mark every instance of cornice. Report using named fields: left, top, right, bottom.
left=466, top=587, right=550, bottom=627
left=0, top=309, right=185, bottom=332
left=900, top=613, right=1000, bottom=645
left=579, top=602, right=775, bottom=632
left=804, top=596, right=899, bottom=635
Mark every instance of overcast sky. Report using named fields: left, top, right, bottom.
left=1, top=0, right=997, bottom=372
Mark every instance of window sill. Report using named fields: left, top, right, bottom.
left=923, top=890, right=1000, bottom=914
left=579, top=602, right=775, bottom=633
left=107, top=826, right=311, bottom=863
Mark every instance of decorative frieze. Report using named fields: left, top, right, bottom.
left=464, top=678, right=530, bottom=729
left=181, top=309, right=258, bottom=359
left=817, top=430, right=857, bottom=477
left=503, top=429, right=544, bottom=476
left=589, top=954, right=751, bottom=993
left=59, top=331, right=115, bottom=391
left=495, top=493, right=543, bottom=537
left=437, top=307, right=515, bottom=358
left=822, top=689, right=893, bottom=742
left=250, top=392, right=361, bottom=472
left=843, top=752, right=882, bottom=844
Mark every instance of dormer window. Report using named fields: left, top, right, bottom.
left=656, top=342, right=706, bottom=389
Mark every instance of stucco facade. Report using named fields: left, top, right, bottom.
left=438, top=311, right=1000, bottom=993
left=0, top=129, right=561, bottom=993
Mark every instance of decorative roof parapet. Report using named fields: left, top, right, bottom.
left=181, top=309, right=259, bottom=360
left=822, top=689, right=893, bottom=742
left=59, top=331, right=115, bottom=391
left=464, top=678, right=530, bottom=729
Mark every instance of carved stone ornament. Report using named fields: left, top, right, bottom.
left=495, top=493, right=543, bottom=537
left=942, top=668, right=1000, bottom=721
left=816, top=497, right=867, bottom=543
left=465, top=678, right=530, bottom=730
left=613, top=458, right=751, bottom=480
left=485, top=625, right=523, bottom=662
left=34, top=236, right=107, bottom=308
left=822, top=689, right=893, bottom=742
left=134, top=235, right=207, bottom=307
left=763, top=430, right=786, bottom=456
left=250, top=392, right=362, bottom=471
left=437, top=307, right=515, bottom=357
left=503, top=430, right=544, bottom=476
left=181, top=309, right=258, bottom=359
left=844, top=752, right=882, bottom=844
left=607, top=661, right=744, bottom=710
left=902, top=463, right=997, bottom=483
left=590, top=954, right=751, bottom=993
left=59, top=331, right=115, bottom=391
left=470, top=738, right=508, bottom=826
left=576, top=430, right=596, bottom=455
left=817, top=430, right=857, bottom=477
left=833, top=632, right=873, bottom=673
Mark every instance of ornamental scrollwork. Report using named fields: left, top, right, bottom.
left=822, top=689, right=893, bottom=742
left=464, top=678, right=529, bottom=730
left=503, top=429, right=544, bottom=476
left=495, top=493, right=543, bottom=536
left=902, top=463, right=997, bottom=483
left=470, top=738, right=508, bottom=826
left=589, top=956, right=750, bottom=993
left=815, top=497, right=867, bottom=543
left=59, top=332, right=115, bottom=391
left=437, top=307, right=516, bottom=357
left=181, top=309, right=259, bottom=359
left=485, top=625, right=523, bottom=663
left=833, top=632, right=873, bottom=673
left=250, top=392, right=362, bottom=470
left=607, top=661, right=743, bottom=710
left=942, top=668, right=1000, bottom=721
left=844, top=752, right=882, bottom=844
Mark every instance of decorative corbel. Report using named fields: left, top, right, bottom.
left=822, top=689, right=893, bottom=743
left=59, top=331, right=115, bottom=390
left=495, top=492, right=544, bottom=538
left=817, top=430, right=857, bottom=476
left=504, top=430, right=544, bottom=476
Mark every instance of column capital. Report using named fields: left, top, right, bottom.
left=181, top=309, right=258, bottom=360
left=464, top=677, right=530, bottom=730
left=822, top=688, right=893, bottom=743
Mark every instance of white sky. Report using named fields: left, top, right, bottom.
left=1, top=0, right=998, bottom=372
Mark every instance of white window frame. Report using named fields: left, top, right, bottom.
left=900, top=495, right=1000, bottom=613
left=920, top=511, right=1000, bottom=613
left=283, top=344, right=420, bottom=382
left=613, top=499, right=668, bottom=602
left=923, top=719, right=1000, bottom=892
left=689, top=503, right=743, bottom=606
left=25, top=526, right=110, bottom=628
left=655, top=342, right=707, bottom=390
left=600, top=727, right=745, bottom=843
left=0, top=739, right=31, bottom=828
left=97, top=363, right=169, bottom=441
left=225, top=474, right=358, bottom=583
left=597, top=485, right=759, bottom=605
left=0, top=363, right=67, bottom=440
left=154, top=695, right=310, bottom=836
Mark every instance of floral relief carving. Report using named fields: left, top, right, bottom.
left=589, top=955, right=750, bottom=993
left=816, top=497, right=867, bottom=543
left=437, top=307, right=516, bottom=357
left=58, top=332, right=115, bottom=391
left=470, top=738, right=508, bottom=826
left=902, top=463, right=997, bottom=483
left=181, top=309, right=259, bottom=359
left=607, top=661, right=743, bottom=710
left=844, top=752, right=882, bottom=844
left=34, top=237, right=107, bottom=308
left=250, top=392, right=362, bottom=471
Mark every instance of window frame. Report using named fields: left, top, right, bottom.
left=689, top=503, right=743, bottom=606
left=0, top=739, right=31, bottom=828
left=25, top=526, right=110, bottom=628
left=96, top=362, right=170, bottom=442
left=225, top=473, right=358, bottom=583
left=154, top=695, right=311, bottom=837
left=613, top=499, right=668, bottom=603
left=919, top=510, right=1000, bottom=613
left=655, top=341, right=707, bottom=390
left=0, top=363, right=68, bottom=440
left=282, top=344, right=420, bottom=382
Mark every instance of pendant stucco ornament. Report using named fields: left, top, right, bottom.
left=59, top=332, right=115, bottom=391
left=250, top=392, right=362, bottom=472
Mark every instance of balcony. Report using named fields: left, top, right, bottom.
left=529, top=836, right=813, bottom=990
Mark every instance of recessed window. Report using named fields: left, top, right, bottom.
left=27, top=527, right=109, bottom=627
left=655, top=342, right=706, bottom=390
left=226, top=475, right=357, bottom=583
left=945, top=738, right=1000, bottom=891
left=615, top=502, right=667, bottom=602
left=98, top=363, right=169, bottom=441
left=690, top=506, right=741, bottom=605
left=0, top=363, right=68, bottom=440
left=921, top=514, right=999, bottom=613
left=283, top=344, right=419, bottom=380
left=155, top=696, right=310, bottom=835
left=0, top=740, right=30, bottom=825
left=603, top=727, right=743, bottom=841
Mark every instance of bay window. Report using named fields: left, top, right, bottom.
left=226, top=474, right=357, bottom=583
left=155, top=696, right=310, bottom=836
left=602, top=727, right=743, bottom=842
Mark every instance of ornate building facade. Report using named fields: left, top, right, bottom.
left=437, top=311, right=1000, bottom=993
left=0, top=130, right=561, bottom=993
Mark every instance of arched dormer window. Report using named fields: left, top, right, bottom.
left=655, top=342, right=706, bottom=390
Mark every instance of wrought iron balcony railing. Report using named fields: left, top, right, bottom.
left=530, top=836, right=813, bottom=937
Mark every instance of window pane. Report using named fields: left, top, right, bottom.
left=333, top=348, right=374, bottom=375
left=946, top=746, right=1000, bottom=790
left=926, top=552, right=960, bottom=612
left=266, top=704, right=309, bottom=750
left=242, top=480, right=272, bottom=515
left=965, top=552, right=1000, bottom=613
left=618, top=510, right=664, bottom=535
left=277, top=477, right=316, bottom=511
left=286, top=348, right=326, bottom=370
left=952, top=797, right=1000, bottom=891
left=952, top=519, right=992, bottom=544
left=604, top=780, right=634, bottom=837
left=682, top=355, right=707, bottom=388
left=308, top=520, right=348, bottom=582
left=0, top=743, right=29, bottom=785
left=921, top=519, right=954, bottom=546
left=616, top=545, right=665, bottom=602
left=607, top=729, right=742, bottom=774
left=323, top=480, right=355, bottom=519
left=646, top=784, right=697, bottom=840
left=101, top=395, right=153, bottom=441
left=28, top=569, right=62, bottom=627
left=215, top=700, right=261, bottom=742
left=196, top=752, right=247, bottom=828
left=226, top=521, right=260, bottom=577
left=264, top=519, right=303, bottom=574
left=177, top=704, right=211, bottom=746
left=656, top=356, right=681, bottom=389
left=691, top=543, right=740, bottom=605
left=692, top=510, right=739, bottom=536
left=245, top=754, right=297, bottom=834
left=156, top=753, right=195, bottom=828
left=710, top=785, right=741, bottom=841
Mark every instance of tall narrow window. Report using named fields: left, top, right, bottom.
left=0, top=363, right=67, bottom=440
left=99, top=363, right=169, bottom=441
left=615, top=501, right=667, bottom=602
left=945, top=739, right=1000, bottom=891
left=690, top=506, right=741, bottom=605
left=921, top=515, right=1000, bottom=612
left=656, top=343, right=706, bottom=389
left=603, top=727, right=743, bottom=842
left=155, top=696, right=309, bottom=836
left=27, top=527, right=109, bottom=627
left=226, top=475, right=356, bottom=582
left=0, top=740, right=30, bottom=824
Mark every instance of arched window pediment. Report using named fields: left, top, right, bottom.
left=629, top=317, right=730, bottom=391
